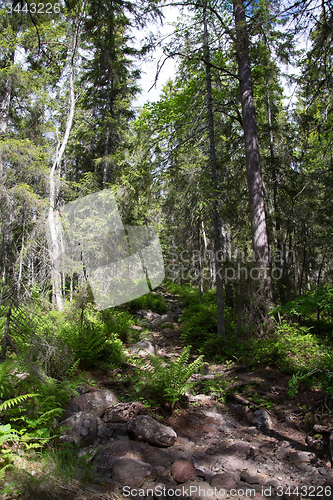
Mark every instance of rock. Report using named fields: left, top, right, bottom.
left=321, top=476, right=333, bottom=500
left=276, top=447, right=290, bottom=460
left=171, top=460, right=197, bottom=483
left=137, top=310, right=161, bottom=322
left=181, top=481, right=218, bottom=500
left=240, top=470, right=261, bottom=484
left=252, top=409, right=273, bottom=430
left=155, top=466, right=166, bottom=474
left=126, top=415, right=177, bottom=448
left=132, top=479, right=176, bottom=499
left=59, top=410, right=97, bottom=447
left=93, top=440, right=173, bottom=473
left=97, top=418, right=113, bottom=439
left=112, top=457, right=155, bottom=488
left=265, top=479, right=278, bottom=489
left=227, top=441, right=254, bottom=459
left=211, top=472, right=237, bottom=490
left=306, top=435, right=326, bottom=451
left=103, top=402, right=146, bottom=423
left=63, top=389, right=117, bottom=419
left=151, top=313, right=175, bottom=328
left=288, top=451, right=314, bottom=464
left=129, top=340, right=156, bottom=356
left=227, top=404, right=253, bottom=422
left=238, top=481, right=262, bottom=493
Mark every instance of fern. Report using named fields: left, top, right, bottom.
left=0, top=394, right=39, bottom=412
left=0, top=424, right=19, bottom=446
left=0, top=463, right=14, bottom=480
left=141, top=346, right=204, bottom=407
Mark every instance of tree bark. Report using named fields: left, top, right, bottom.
left=232, top=0, right=273, bottom=302
left=47, top=19, right=81, bottom=311
left=203, top=7, right=226, bottom=340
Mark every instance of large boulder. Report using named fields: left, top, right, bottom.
left=112, top=457, right=156, bottom=487
left=63, top=389, right=117, bottom=419
left=103, top=402, right=147, bottom=423
left=59, top=410, right=97, bottom=447
left=126, top=415, right=177, bottom=448
left=93, top=439, right=173, bottom=474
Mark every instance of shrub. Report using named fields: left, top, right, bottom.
left=124, top=292, right=167, bottom=314
left=136, top=346, right=204, bottom=408
left=57, top=304, right=124, bottom=369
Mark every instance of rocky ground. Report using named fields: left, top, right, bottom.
left=50, top=288, right=333, bottom=500
left=9, top=289, right=332, bottom=500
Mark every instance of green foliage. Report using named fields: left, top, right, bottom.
left=44, top=442, right=94, bottom=484
left=237, top=321, right=332, bottom=373
left=0, top=394, right=39, bottom=413
left=0, top=424, right=19, bottom=446
left=136, top=346, right=204, bottom=408
left=57, top=304, right=124, bottom=369
left=0, top=359, right=17, bottom=400
left=199, top=377, right=234, bottom=404
left=167, top=284, right=235, bottom=358
left=101, top=308, right=136, bottom=343
left=125, top=292, right=167, bottom=314
left=273, top=286, right=333, bottom=321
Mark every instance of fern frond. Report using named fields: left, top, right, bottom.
left=0, top=394, right=39, bottom=412
left=36, top=408, right=63, bottom=424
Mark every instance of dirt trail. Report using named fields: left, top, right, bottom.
left=141, top=289, right=333, bottom=496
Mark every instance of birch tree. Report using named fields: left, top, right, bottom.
left=47, top=5, right=85, bottom=310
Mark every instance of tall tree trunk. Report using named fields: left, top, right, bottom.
left=47, top=19, right=81, bottom=311
left=267, top=89, right=284, bottom=302
left=232, top=0, right=273, bottom=303
left=0, top=303, right=12, bottom=364
left=0, top=52, right=15, bottom=177
left=203, top=7, right=226, bottom=341
left=0, top=58, right=13, bottom=135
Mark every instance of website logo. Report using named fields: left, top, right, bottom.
left=48, top=190, right=164, bottom=309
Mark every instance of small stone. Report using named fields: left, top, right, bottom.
left=252, top=409, right=273, bottom=430
left=63, top=390, right=117, bottom=419
left=171, top=460, right=197, bottom=483
left=240, top=470, right=261, bottom=484
left=181, top=481, right=218, bottom=500
left=265, top=479, right=278, bottom=489
left=211, top=472, right=237, bottom=490
left=227, top=441, right=253, bottom=459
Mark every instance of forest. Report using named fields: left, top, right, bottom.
left=0, top=0, right=333, bottom=497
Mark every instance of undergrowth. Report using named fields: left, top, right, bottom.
left=132, top=346, right=204, bottom=409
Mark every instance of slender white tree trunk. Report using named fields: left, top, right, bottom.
left=48, top=19, right=81, bottom=310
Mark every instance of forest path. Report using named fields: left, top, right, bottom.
left=127, top=286, right=333, bottom=496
